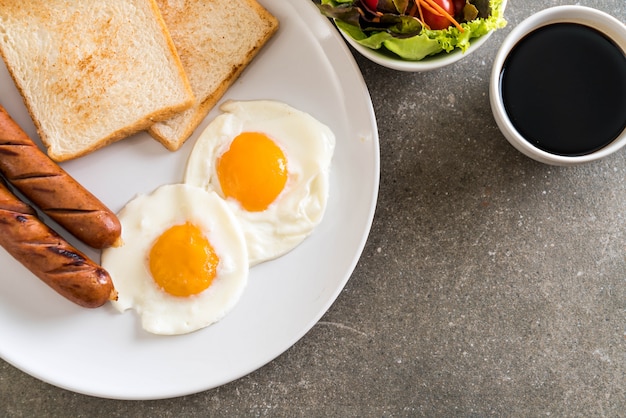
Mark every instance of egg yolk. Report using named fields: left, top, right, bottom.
left=149, top=222, right=219, bottom=297
left=217, top=132, right=287, bottom=212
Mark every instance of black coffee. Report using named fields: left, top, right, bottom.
left=500, top=23, right=626, bottom=156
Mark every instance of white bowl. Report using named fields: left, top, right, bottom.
left=340, top=27, right=494, bottom=72
left=489, top=6, right=626, bottom=165
left=337, top=0, right=507, bottom=72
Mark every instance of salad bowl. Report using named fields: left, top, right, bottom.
left=339, top=24, right=496, bottom=71
left=318, top=0, right=507, bottom=71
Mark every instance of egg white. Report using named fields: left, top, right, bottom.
left=184, top=100, right=336, bottom=266
left=101, top=183, right=249, bottom=335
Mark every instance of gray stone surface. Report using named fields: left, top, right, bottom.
left=2, top=0, right=625, bottom=416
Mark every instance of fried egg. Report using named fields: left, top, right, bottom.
left=184, top=100, right=336, bottom=266
left=101, top=183, right=248, bottom=335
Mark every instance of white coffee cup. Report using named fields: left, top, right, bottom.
left=489, top=6, right=626, bottom=166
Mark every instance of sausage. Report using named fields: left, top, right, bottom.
left=0, top=178, right=117, bottom=308
left=0, top=105, right=121, bottom=249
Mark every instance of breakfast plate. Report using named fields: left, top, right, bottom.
left=0, top=0, right=379, bottom=400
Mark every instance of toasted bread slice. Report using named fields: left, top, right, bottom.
left=148, top=0, right=279, bottom=151
left=0, top=0, right=194, bottom=161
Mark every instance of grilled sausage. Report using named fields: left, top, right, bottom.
left=0, top=178, right=117, bottom=308
left=0, top=105, right=121, bottom=249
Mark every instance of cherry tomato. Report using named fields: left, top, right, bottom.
left=362, top=0, right=378, bottom=10
left=421, top=0, right=454, bottom=30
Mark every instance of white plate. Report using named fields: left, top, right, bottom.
left=0, top=0, right=379, bottom=400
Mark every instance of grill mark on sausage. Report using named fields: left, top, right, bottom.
left=43, top=208, right=101, bottom=215
left=7, top=172, right=63, bottom=181
left=47, top=245, right=88, bottom=264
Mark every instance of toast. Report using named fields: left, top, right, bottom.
left=148, top=0, right=279, bottom=151
left=0, top=0, right=194, bottom=162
